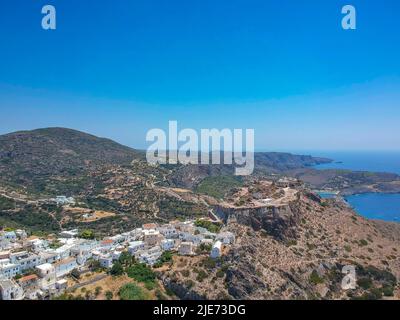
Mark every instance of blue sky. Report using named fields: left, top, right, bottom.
left=0, top=0, right=399, bottom=151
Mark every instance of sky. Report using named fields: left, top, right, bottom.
left=0, top=0, right=399, bottom=151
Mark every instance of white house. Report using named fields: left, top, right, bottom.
left=216, top=232, right=235, bottom=244
left=159, top=226, right=178, bottom=239
left=179, top=232, right=204, bottom=245
left=0, top=262, right=21, bottom=279
left=179, top=242, right=194, bottom=256
left=59, top=229, right=79, bottom=238
left=128, top=241, right=145, bottom=255
left=143, top=229, right=161, bottom=246
left=0, top=279, right=24, bottom=300
left=39, top=251, right=60, bottom=264
left=161, top=239, right=174, bottom=251
left=54, top=196, right=75, bottom=206
left=4, top=231, right=17, bottom=242
left=99, top=255, right=113, bottom=269
left=55, top=279, right=68, bottom=291
left=36, top=263, right=57, bottom=289
left=210, top=241, right=222, bottom=259
left=15, top=229, right=27, bottom=240
left=137, top=247, right=162, bottom=266
left=210, top=240, right=222, bottom=258
left=9, top=251, right=41, bottom=271
left=112, top=250, right=122, bottom=261
left=54, top=257, right=78, bottom=278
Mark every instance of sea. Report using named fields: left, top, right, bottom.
left=311, top=151, right=400, bottom=223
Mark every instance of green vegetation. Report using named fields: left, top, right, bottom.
left=105, top=291, right=113, bottom=300
left=119, top=283, right=150, bottom=300
left=94, top=286, right=102, bottom=297
left=344, top=245, right=352, bottom=252
left=195, top=175, right=243, bottom=199
left=357, top=277, right=373, bottom=290
left=309, top=270, right=324, bottom=285
left=194, top=219, right=221, bottom=233
left=0, top=196, right=15, bottom=210
left=118, top=251, right=134, bottom=266
left=110, top=262, right=124, bottom=276
left=79, top=229, right=95, bottom=239
left=197, top=243, right=212, bottom=254
left=126, top=263, right=156, bottom=287
left=195, top=268, right=208, bottom=282
left=0, top=205, right=60, bottom=233
left=153, top=251, right=174, bottom=268
left=358, top=239, right=368, bottom=247
left=53, top=293, right=85, bottom=300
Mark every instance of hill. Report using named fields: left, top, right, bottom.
left=0, top=127, right=144, bottom=195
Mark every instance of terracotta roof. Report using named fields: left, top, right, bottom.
left=143, top=223, right=157, bottom=230
left=18, top=274, right=38, bottom=283
left=101, top=239, right=114, bottom=245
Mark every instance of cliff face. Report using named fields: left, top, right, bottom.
left=215, top=201, right=302, bottom=241
left=161, top=189, right=400, bottom=300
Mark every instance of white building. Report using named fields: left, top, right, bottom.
left=143, top=229, right=161, bottom=246
left=137, top=246, right=162, bottom=266
left=9, top=251, right=41, bottom=271
left=161, top=239, right=174, bottom=251
left=179, top=232, right=204, bottom=245
left=179, top=242, right=194, bottom=256
left=3, top=231, right=17, bottom=242
left=0, top=262, right=21, bottom=279
left=54, top=257, right=78, bottom=278
left=60, top=229, right=79, bottom=238
left=55, top=279, right=68, bottom=291
left=36, top=263, right=57, bottom=289
left=0, top=279, right=24, bottom=300
left=159, top=226, right=178, bottom=239
left=15, top=230, right=27, bottom=240
left=39, top=251, right=60, bottom=264
left=99, top=255, right=113, bottom=269
left=216, top=232, right=235, bottom=244
left=128, top=241, right=145, bottom=255
left=54, top=196, right=75, bottom=206
left=210, top=241, right=222, bottom=259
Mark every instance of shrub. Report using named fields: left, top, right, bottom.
left=126, top=263, right=156, bottom=286
left=309, top=270, right=324, bottom=285
left=105, top=291, right=113, bottom=300
left=381, top=285, right=394, bottom=297
left=194, top=219, right=222, bottom=233
left=79, top=229, right=95, bottom=240
left=119, top=283, right=150, bottom=300
left=357, top=277, right=372, bottom=290
left=110, top=262, right=124, bottom=276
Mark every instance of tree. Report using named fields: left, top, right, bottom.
left=71, top=268, right=80, bottom=279
left=118, top=251, right=132, bottom=266
left=110, top=262, right=124, bottom=276
left=79, top=229, right=95, bottom=240
left=105, top=291, right=113, bottom=300
left=95, top=286, right=102, bottom=297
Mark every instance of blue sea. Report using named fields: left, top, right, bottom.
left=311, top=151, right=400, bottom=223
left=312, top=151, right=400, bottom=175
left=345, top=193, right=400, bottom=222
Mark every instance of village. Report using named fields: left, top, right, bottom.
left=0, top=217, right=235, bottom=300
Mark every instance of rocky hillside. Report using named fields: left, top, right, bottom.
left=160, top=182, right=400, bottom=300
